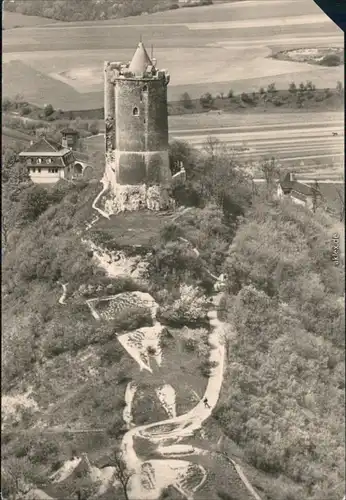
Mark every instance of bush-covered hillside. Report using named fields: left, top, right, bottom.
left=1, top=137, right=344, bottom=500
left=3, top=0, right=212, bottom=22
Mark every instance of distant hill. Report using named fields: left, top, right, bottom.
left=3, top=0, right=213, bottom=23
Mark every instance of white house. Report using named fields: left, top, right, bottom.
left=276, top=172, right=321, bottom=209
left=18, top=129, right=91, bottom=184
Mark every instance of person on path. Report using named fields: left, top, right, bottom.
left=203, top=398, right=210, bottom=409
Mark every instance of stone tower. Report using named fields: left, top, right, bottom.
left=103, top=42, right=173, bottom=212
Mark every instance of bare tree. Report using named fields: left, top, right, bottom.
left=110, top=450, right=135, bottom=500
left=311, top=179, right=320, bottom=213
left=335, top=185, right=345, bottom=222
left=203, top=136, right=222, bottom=158
left=1, top=457, right=41, bottom=500
left=2, top=212, right=9, bottom=248
left=259, top=156, right=280, bottom=199
left=73, top=475, right=101, bottom=500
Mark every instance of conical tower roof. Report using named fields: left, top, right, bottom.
left=128, top=42, right=152, bottom=75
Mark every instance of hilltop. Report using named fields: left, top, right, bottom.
left=1, top=136, right=345, bottom=499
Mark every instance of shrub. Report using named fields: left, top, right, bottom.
left=267, top=82, right=277, bottom=94
left=199, top=92, right=214, bottom=109
left=44, top=104, right=54, bottom=117
left=336, top=80, right=343, bottom=95
left=227, top=89, right=234, bottom=98
left=19, top=185, right=50, bottom=223
left=19, top=105, right=31, bottom=116
left=272, top=97, right=284, bottom=106
left=28, top=438, right=59, bottom=465
left=320, top=53, right=341, bottom=66
left=111, top=306, right=153, bottom=333
left=199, top=360, right=218, bottom=377
left=217, top=492, right=238, bottom=500
left=180, top=92, right=194, bottom=109
left=99, top=339, right=124, bottom=364
left=240, top=92, right=254, bottom=104
left=2, top=97, right=12, bottom=111
left=88, top=121, right=99, bottom=135
left=288, top=82, right=297, bottom=94
left=107, top=416, right=126, bottom=438
left=183, top=337, right=197, bottom=352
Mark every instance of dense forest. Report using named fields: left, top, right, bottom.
left=3, top=0, right=212, bottom=22
left=1, top=132, right=344, bottom=499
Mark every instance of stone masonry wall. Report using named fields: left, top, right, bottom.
left=114, top=78, right=168, bottom=153
left=103, top=67, right=173, bottom=212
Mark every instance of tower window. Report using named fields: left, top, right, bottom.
left=142, top=85, right=148, bottom=92
left=132, top=106, right=139, bottom=116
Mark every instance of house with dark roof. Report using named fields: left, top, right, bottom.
left=19, top=129, right=91, bottom=184
left=276, top=172, right=322, bottom=209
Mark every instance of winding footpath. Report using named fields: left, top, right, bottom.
left=58, top=282, right=68, bottom=305
left=55, top=207, right=262, bottom=499
left=120, top=291, right=226, bottom=499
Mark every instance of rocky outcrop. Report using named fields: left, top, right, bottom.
left=103, top=184, right=175, bottom=214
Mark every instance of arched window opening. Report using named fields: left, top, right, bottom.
left=74, top=163, right=83, bottom=175
left=142, top=85, right=148, bottom=92
left=132, top=106, right=139, bottom=116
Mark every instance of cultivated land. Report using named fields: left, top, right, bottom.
left=2, top=126, right=34, bottom=147
left=2, top=11, right=58, bottom=29
left=84, top=111, right=344, bottom=180
left=2, top=0, right=344, bottom=110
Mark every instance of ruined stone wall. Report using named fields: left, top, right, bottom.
left=104, top=62, right=116, bottom=156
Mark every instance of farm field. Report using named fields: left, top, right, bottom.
left=2, top=126, right=34, bottom=148
left=2, top=11, right=57, bottom=29
left=2, top=0, right=344, bottom=110
left=84, top=110, right=344, bottom=180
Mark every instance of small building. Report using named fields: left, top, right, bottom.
left=60, top=127, right=79, bottom=150
left=276, top=172, right=321, bottom=209
left=19, top=130, right=91, bottom=184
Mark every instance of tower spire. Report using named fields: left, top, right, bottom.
left=128, top=40, right=152, bottom=75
